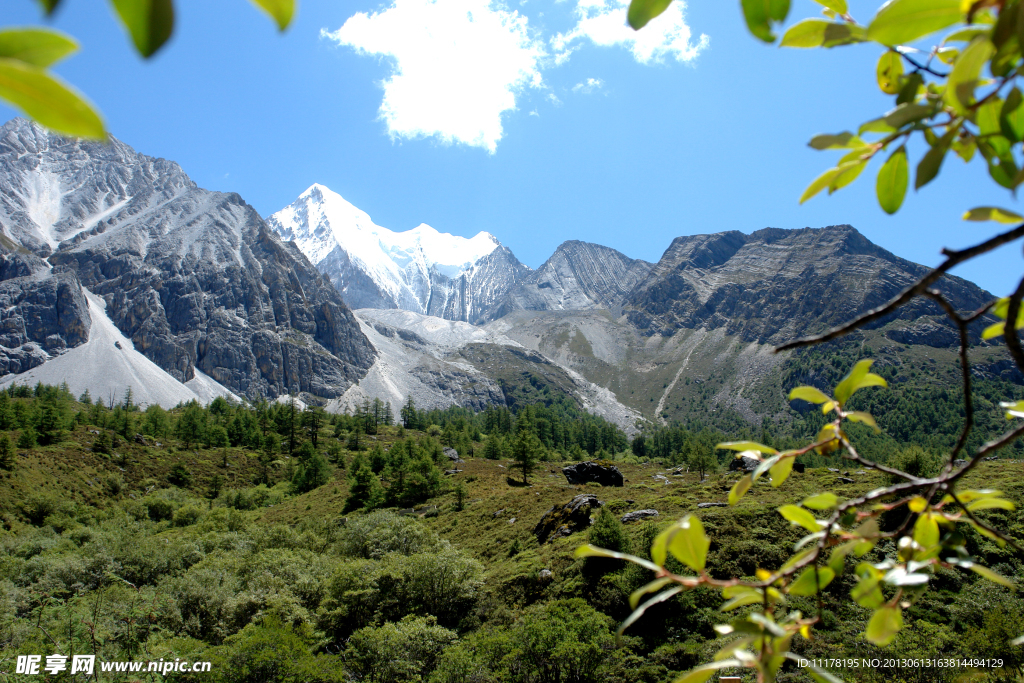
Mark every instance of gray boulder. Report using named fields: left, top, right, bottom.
left=728, top=454, right=760, bottom=473
left=443, top=446, right=464, bottom=464
left=534, top=494, right=602, bottom=544
left=620, top=509, right=658, bottom=523
left=562, top=461, right=624, bottom=487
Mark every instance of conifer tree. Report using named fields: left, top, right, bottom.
left=510, top=428, right=540, bottom=485
left=0, top=435, right=13, bottom=470
left=344, top=458, right=384, bottom=512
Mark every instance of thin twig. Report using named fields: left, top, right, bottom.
left=922, top=290, right=974, bottom=463
left=1002, top=275, right=1024, bottom=374
left=949, top=490, right=1024, bottom=555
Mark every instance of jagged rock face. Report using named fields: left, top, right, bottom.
left=0, top=119, right=375, bottom=399
left=0, top=253, right=91, bottom=374
left=490, top=240, right=652, bottom=318
left=427, top=246, right=532, bottom=323
left=623, top=226, right=992, bottom=345
left=266, top=184, right=531, bottom=324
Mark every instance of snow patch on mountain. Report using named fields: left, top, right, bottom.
left=0, top=289, right=236, bottom=408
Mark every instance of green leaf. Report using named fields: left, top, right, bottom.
left=915, top=132, right=954, bottom=190
left=882, top=102, right=933, bottom=129
left=672, top=659, right=742, bottom=683
left=875, top=145, right=908, bottom=215
left=780, top=19, right=824, bottom=47
left=896, top=72, right=924, bottom=104
left=962, top=206, right=1024, bottom=223
left=943, top=26, right=989, bottom=43
left=753, top=454, right=781, bottom=482
left=1001, top=87, right=1024, bottom=142
left=865, top=606, right=903, bottom=645
left=866, top=0, right=963, bottom=46
left=846, top=411, right=880, bottom=432
left=803, top=492, right=838, bottom=509
left=788, top=386, right=832, bottom=404
left=668, top=514, right=710, bottom=572
left=947, top=489, right=1002, bottom=502
left=716, top=441, right=777, bottom=454
left=0, top=28, right=77, bottom=68
left=814, top=424, right=841, bottom=455
left=834, top=359, right=887, bottom=406
left=36, top=0, right=62, bottom=15
left=574, top=544, right=661, bottom=572
left=829, top=159, right=866, bottom=193
left=630, top=577, right=674, bottom=609
left=720, top=590, right=763, bottom=611
left=800, top=161, right=861, bottom=204
left=813, top=0, right=847, bottom=14
left=0, top=59, right=105, bottom=139
left=788, top=566, right=836, bottom=596
left=876, top=51, right=904, bottom=94
left=983, top=321, right=1006, bottom=339
left=779, top=504, right=822, bottom=533
left=935, top=45, right=959, bottom=63
left=828, top=541, right=856, bottom=574
left=966, top=497, right=1015, bottom=511
left=851, top=576, right=884, bottom=608
left=1001, top=400, right=1024, bottom=418
left=944, top=37, right=994, bottom=114
left=741, top=0, right=791, bottom=43
left=914, top=513, right=940, bottom=548
left=770, top=456, right=795, bottom=487
left=808, top=132, right=863, bottom=150
left=248, top=0, right=295, bottom=31
left=859, top=116, right=896, bottom=135
left=110, top=0, right=175, bottom=58
left=729, top=474, right=752, bottom=505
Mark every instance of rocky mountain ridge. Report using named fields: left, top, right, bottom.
left=0, top=117, right=1012, bottom=431
left=0, top=118, right=375, bottom=403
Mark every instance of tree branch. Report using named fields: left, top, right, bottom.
left=1003, top=275, right=1024, bottom=375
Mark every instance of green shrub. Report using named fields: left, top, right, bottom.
left=345, top=616, right=457, bottom=683
left=143, top=497, right=175, bottom=522
left=336, top=511, right=438, bottom=559
left=22, top=495, right=59, bottom=526
left=173, top=504, right=204, bottom=527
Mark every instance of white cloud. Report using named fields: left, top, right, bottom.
left=553, top=0, right=708, bottom=64
left=324, top=0, right=546, bottom=153
left=547, top=92, right=562, bottom=106
left=572, top=77, right=603, bottom=93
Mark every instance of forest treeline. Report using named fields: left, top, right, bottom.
left=0, top=381, right=1021, bottom=683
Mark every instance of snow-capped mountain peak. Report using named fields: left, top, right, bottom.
left=266, top=184, right=525, bottom=322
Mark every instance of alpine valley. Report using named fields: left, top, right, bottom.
left=0, top=118, right=1016, bottom=434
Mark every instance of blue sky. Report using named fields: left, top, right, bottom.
left=2, top=0, right=1021, bottom=295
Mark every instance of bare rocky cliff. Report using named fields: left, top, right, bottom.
left=488, top=240, right=652, bottom=318
left=622, top=226, right=992, bottom=345
left=0, top=118, right=375, bottom=400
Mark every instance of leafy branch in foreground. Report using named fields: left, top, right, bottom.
left=2, top=0, right=295, bottom=139
left=582, top=4, right=1024, bottom=679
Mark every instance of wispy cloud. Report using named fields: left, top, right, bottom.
left=553, top=0, right=708, bottom=64
left=572, top=77, right=604, bottom=94
left=323, top=0, right=546, bottom=153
